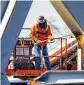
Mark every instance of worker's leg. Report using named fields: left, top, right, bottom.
left=34, top=45, right=41, bottom=69
left=43, top=46, right=51, bottom=70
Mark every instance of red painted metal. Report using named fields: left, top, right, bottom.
left=6, top=38, right=77, bottom=78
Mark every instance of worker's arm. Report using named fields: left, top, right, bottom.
left=29, top=25, right=41, bottom=44
left=47, top=25, right=53, bottom=40
left=29, top=25, right=38, bottom=41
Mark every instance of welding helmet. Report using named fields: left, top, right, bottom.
left=37, top=16, right=47, bottom=28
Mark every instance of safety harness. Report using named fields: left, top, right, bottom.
left=35, top=24, right=48, bottom=39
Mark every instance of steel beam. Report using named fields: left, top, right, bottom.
left=1, top=1, right=32, bottom=85
left=1, top=1, right=9, bottom=21
left=34, top=71, right=84, bottom=84
left=50, top=1, right=84, bottom=70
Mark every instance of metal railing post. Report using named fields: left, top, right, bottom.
left=59, top=38, right=63, bottom=70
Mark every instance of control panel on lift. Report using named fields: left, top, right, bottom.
left=14, top=38, right=34, bottom=70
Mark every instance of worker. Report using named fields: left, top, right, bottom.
left=29, top=16, right=53, bottom=70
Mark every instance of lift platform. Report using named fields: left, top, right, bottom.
left=6, top=37, right=78, bottom=79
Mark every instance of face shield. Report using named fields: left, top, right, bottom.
left=37, top=16, right=47, bottom=28
left=39, top=19, right=47, bottom=28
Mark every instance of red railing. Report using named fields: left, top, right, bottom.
left=6, top=38, right=77, bottom=78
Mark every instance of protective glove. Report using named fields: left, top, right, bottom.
left=48, top=36, right=54, bottom=41
left=36, top=39, right=41, bottom=44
